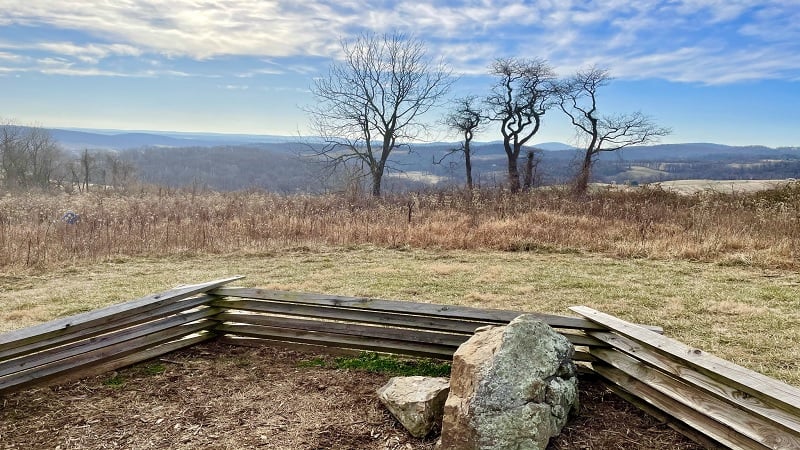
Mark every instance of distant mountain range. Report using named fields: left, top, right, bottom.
left=50, top=128, right=296, bottom=150
left=47, top=127, right=797, bottom=158
left=51, top=127, right=581, bottom=152
left=30, top=127, right=800, bottom=191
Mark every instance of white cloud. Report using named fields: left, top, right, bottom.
left=0, top=0, right=797, bottom=84
left=35, top=42, right=141, bottom=63
left=0, top=51, right=27, bottom=62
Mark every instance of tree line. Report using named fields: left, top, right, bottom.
left=308, top=32, right=670, bottom=196
left=0, top=121, right=135, bottom=192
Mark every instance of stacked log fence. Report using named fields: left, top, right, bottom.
left=0, top=276, right=241, bottom=394
left=1, top=278, right=799, bottom=449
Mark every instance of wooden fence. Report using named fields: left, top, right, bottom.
left=2, top=278, right=799, bottom=449
left=0, top=276, right=241, bottom=394
left=570, top=306, right=800, bottom=450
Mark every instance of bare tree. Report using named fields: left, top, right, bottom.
left=0, top=121, right=64, bottom=190
left=486, top=58, right=556, bottom=192
left=522, top=149, right=542, bottom=190
left=307, top=32, right=453, bottom=197
left=0, top=122, right=24, bottom=188
left=80, top=149, right=93, bottom=192
left=559, top=67, right=671, bottom=194
left=440, top=96, right=484, bottom=190
left=102, top=151, right=136, bottom=189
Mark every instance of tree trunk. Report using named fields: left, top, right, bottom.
left=573, top=151, right=594, bottom=195
left=464, top=141, right=473, bottom=190
left=371, top=169, right=383, bottom=197
left=523, top=150, right=535, bottom=190
left=507, top=155, right=520, bottom=193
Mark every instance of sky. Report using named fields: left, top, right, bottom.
left=1, top=0, right=799, bottom=147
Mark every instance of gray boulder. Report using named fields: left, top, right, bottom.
left=438, top=315, right=578, bottom=450
left=377, top=376, right=450, bottom=438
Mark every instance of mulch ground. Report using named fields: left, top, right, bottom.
left=0, top=341, right=705, bottom=449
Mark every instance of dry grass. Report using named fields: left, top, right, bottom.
left=1, top=182, right=799, bottom=270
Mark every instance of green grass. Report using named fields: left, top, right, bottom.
left=103, top=375, right=126, bottom=388
left=300, top=352, right=451, bottom=377
left=139, top=363, right=166, bottom=376
left=2, top=246, right=799, bottom=385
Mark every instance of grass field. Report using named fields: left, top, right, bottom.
left=2, top=246, right=798, bottom=386
left=3, top=184, right=800, bottom=270
left=651, top=179, right=795, bottom=194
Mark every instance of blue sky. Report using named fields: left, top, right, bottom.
left=1, top=0, right=799, bottom=147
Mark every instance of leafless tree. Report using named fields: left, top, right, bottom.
left=522, top=149, right=542, bottom=190
left=80, top=149, right=93, bottom=192
left=440, top=96, right=484, bottom=190
left=486, top=58, right=557, bottom=192
left=307, top=32, right=453, bottom=197
left=558, top=67, right=671, bottom=194
left=102, top=151, right=136, bottom=189
left=0, top=121, right=64, bottom=190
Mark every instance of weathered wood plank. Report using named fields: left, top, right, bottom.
left=213, top=287, right=649, bottom=331
left=0, top=307, right=220, bottom=378
left=214, top=312, right=607, bottom=362
left=0, top=320, right=215, bottom=394
left=215, top=323, right=457, bottom=359
left=212, top=299, right=486, bottom=334
left=0, top=294, right=217, bottom=362
left=601, top=381, right=729, bottom=450
left=214, top=312, right=468, bottom=347
left=592, top=348, right=800, bottom=449
left=44, top=331, right=215, bottom=390
left=571, top=350, right=596, bottom=363
left=593, top=362, right=770, bottom=450
left=589, top=330, right=800, bottom=437
left=219, top=335, right=365, bottom=357
left=0, top=276, right=240, bottom=352
left=218, top=336, right=596, bottom=370
left=213, top=300, right=611, bottom=348
left=571, top=306, right=800, bottom=418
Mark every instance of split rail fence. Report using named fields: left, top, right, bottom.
left=1, top=277, right=798, bottom=449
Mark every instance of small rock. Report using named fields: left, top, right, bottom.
left=377, top=376, right=450, bottom=438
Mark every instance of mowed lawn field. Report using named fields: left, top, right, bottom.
left=2, top=246, right=798, bottom=386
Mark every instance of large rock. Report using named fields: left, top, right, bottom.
left=438, top=315, right=578, bottom=450
left=377, top=376, right=450, bottom=438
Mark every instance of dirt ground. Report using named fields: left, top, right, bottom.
left=0, top=341, right=704, bottom=450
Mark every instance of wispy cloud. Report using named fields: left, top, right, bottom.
left=0, top=0, right=797, bottom=84
left=35, top=42, right=141, bottom=63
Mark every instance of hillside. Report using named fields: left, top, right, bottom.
left=39, top=127, right=800, bottom=191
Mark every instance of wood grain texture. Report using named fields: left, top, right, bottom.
left=601, top=380, right=729, bottom=450
left=592, top=348, right=800, bottom=449
left=0, top=320, right=215, bottom=394
left=594, top=362, right=771, bottom=450
left=0, top=276, right=240, bottom=353
left=213, top=287, right=666, bottom=332
left=0, top=307, right=220, bottom=378
left=215, top=323, right=458, bottom=359
left=589, top=330, right=800, bottom=437
left=571, top=306, right=800, bottom=418
left=49, top=331, right=214, bottom=388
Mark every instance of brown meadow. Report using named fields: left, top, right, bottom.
left=1, top=183, right=798, bottom=271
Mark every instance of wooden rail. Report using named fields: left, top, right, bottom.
left=2, top=279, right=799, bottom=450
left=571, top=306, right=800, bottom=450
left=0, top=276, right=241, bottom=394
left=207, top=287, right=634, bottom=362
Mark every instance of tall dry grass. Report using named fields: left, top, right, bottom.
left=1, top=183, right=798, bottom=270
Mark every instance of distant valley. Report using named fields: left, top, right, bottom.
left=48, top=127, right=800, bottom=192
